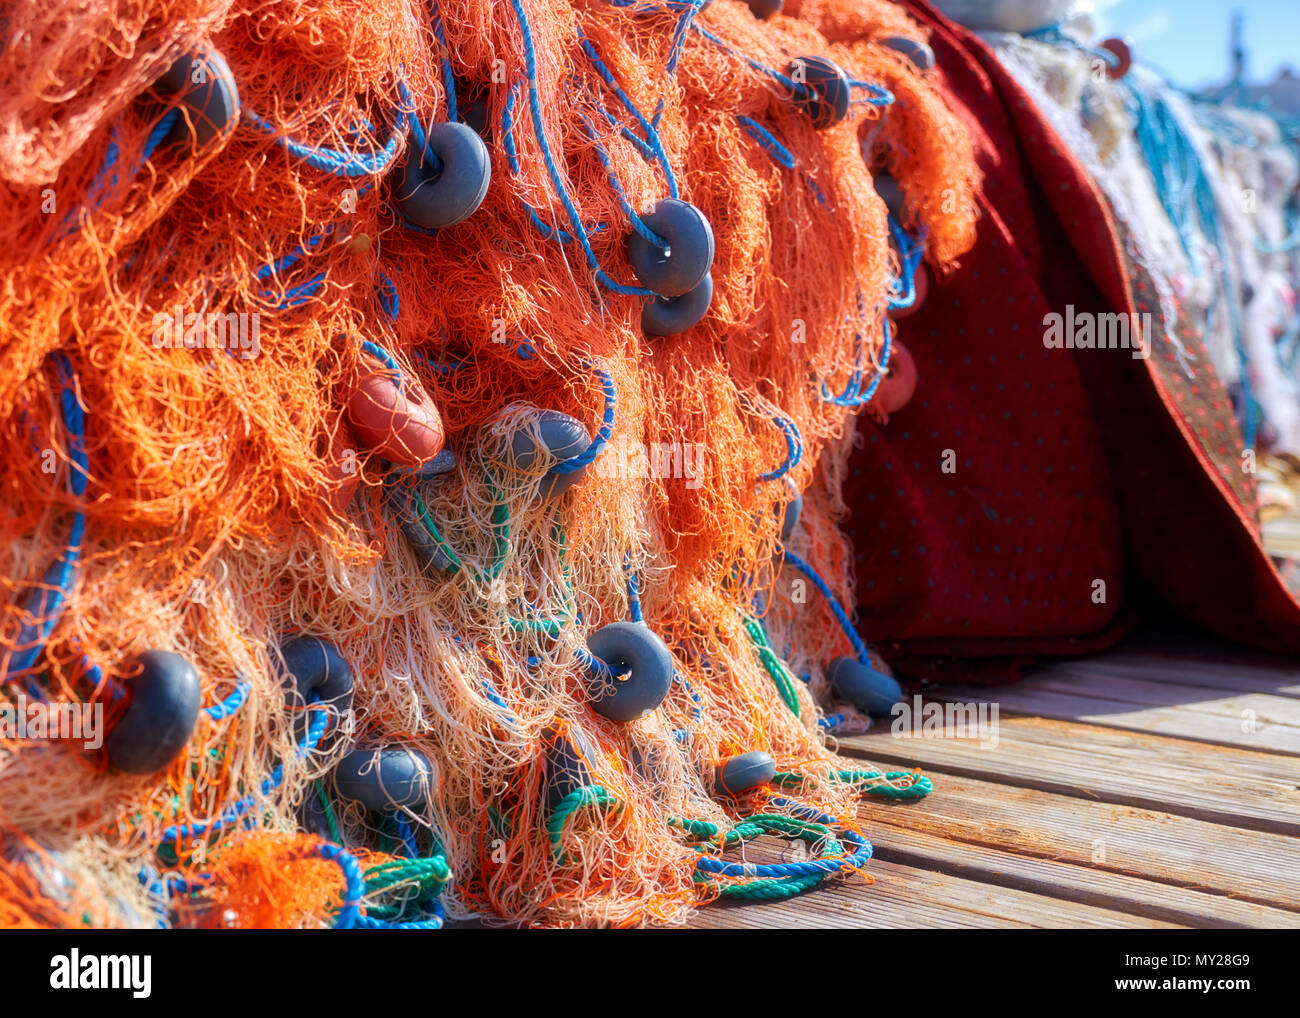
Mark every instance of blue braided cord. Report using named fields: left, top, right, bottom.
left=429, top=0, right=459, bottom=123
left=844, top=79, right=895, bottom=106
left=4, top=353, right=88, bottom=684
left=576, top=29, right=679, bottom=199
left=360, top=340, right=405, bottom=390
left=396, top=76, right=432, bottom=168
left=675, top=670, right=703, bottom=723
left=806, top=175, right=829, bottom=209
left=575, top=645, right=630, bottom=682
left=143, top=107, right=183, bottom=159
left=660, top=0, right=704, bottom=83
left=311, top=841, right=366, bottom=929
left=693, top=799, right=871, bottom=879
left=377, top=271, right=400, bottom=320
left=60, top=109, right=180, bottom=239
left=159, top=704, right=329, bottom=849
left=820, top=316, right=892, bottom=408
left=203, top=679, right=250, bottom=721
left=550, top=365, right=615, bottom=474
left=501, top=84, right=607, bottom=244
left=782, top=549, right=872, bottom=665
left=693, top=25, right=893, bottom=109
left=575, top=110, right=669, bottom=251
left=691, top=24, right=803, bottom=92
left=480, top=675, right=522, bottom=731
left=736, top=116, right=794, bottom=170
left=818, top=712, right=846, bottom=730
left=887, top=217, right=924, bottom=311
left=245, top=110, right=404, bottom=178
left=589, top=94, right=659, bottom=161
left=756, top=411, right=803, bottom=482
left=505, top=0, right=654, bottom=297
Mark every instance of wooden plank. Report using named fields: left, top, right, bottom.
left=687, top=857, right=1181, bottom=929
left=1026, top=669, right=1300, bottom=729
left=868, top=824, right=1300, bottom=928
left=914, top=680, right=1300, bottom=754
left=1052, top=654, right=1300, bottom=699
left=837, top=716, right=1300, bottom=836
left=855, top=772, right=1300, bottom=911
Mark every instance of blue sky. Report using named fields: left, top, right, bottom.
left=1092, top=0, right=1297, bottom=88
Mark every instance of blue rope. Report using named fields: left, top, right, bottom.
left=575, top=110, right=670, bottom=251
left=736, top=116, right=794, bottom=170
left=756, top=411, right=803, bottom=483
left=360, top=340, right=406, bottom=391
left=501, top=84, right=607, bottom=244
left=245, top=110, right=404, bottom=178
left=203, top=680, right=250, bottom=721
left=428, top=0, right=459, bottom=123
left=821, top=316, right=893, bottom=408
left=781, top=549, right=871, bottom=666
left=4, top=353, right=88, bottom=685
left=887, top=217, right=924, bottom=311
left=159, top=704, right=329, bottom=851
left=692, top=797, right=871, bottom=879
left=550, top=365, right=616, bottom=474
left=576, top=29, right=680, bottom=199
left=505, top=0, right=654, bottom=297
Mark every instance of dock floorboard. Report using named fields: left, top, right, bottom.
left=685, top=629, right=1300, bottom=928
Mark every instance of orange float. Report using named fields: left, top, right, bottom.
left=343, top=355, right=445, bottom=468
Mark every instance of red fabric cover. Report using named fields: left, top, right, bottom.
left=842, top=1, right=1300, bottom=680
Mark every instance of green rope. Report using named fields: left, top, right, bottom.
left=772, top=769, right=934, bottom=799
left=547, top=785, right=624, bottom=863
left=741, top=614, right=801, bottom=718
left=314, top=779, right=344, bottom=842
left=362, top=854, right=451, bottom=919
left=669, top=812, right=844, bottom=900
left=409, top=483, right=464, bottom=573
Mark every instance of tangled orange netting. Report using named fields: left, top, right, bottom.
left=0, top=0, right=978, bottom=927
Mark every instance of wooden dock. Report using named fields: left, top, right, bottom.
left=690, top=630, right=1300, bottom=928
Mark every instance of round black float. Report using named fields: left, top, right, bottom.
left=509, top=410, right=594, bottom=499
left=627, top=198, right=715, bottom=297
left=882, top=35, right=935, bottom=72
left=393, top=121, right=491, bottom=230
left=156, top=47, right=241, bottom=150
left=642, top=272, right=713, bottom=337
left=543, top=721, right=603, bottom=812
left=715, top=751, right=776, bottom=797
left=787, top=56, right=851, bottom=129
left=586, top=622, right=675, bottom=722
left=105, top=650, right=203, bottom=773
left=334, top=746, right=433, bottom=812
left=826, top=656, right=902, bottom=716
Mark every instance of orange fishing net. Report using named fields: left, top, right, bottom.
left=0, top=0, right=978, bottom=927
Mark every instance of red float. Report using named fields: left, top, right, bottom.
left=871, top=340, right=917, bottom=422
left=344, top=354, right=445, bottom=468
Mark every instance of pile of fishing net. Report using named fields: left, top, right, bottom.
left=0, top=0, right=978, bottom=927
left=942, top=0, right=1300, bottom=457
